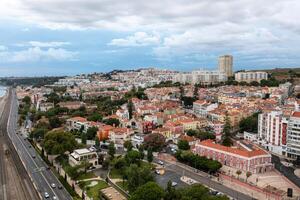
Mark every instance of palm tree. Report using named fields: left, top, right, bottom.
left=246, top=171, right=252, bottom=182
left=236, top=170, right=242, bottom=180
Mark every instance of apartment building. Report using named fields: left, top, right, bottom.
left=193, top=100, right=218, bottom=118
left=286, top=112, right=300, bottom=159
left=235, top=71, right=268, bottom=83
left=174, top=70, right=227, bottom=85
left=258, top=111, right=288, bottom=155
left=218, top=55, right=233, bottom=77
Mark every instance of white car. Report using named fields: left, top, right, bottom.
left=51, top=183, right=56, bottom=188
left=44, top=192, right=50, bottom=198
left=171, top=182, right=178, bottom=187
left=155, top=170, right=160, bottom=175
left=53, top=196, right=58, bottom=200
left=157, top=160, right=164, bottom=165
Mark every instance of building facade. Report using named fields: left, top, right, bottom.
left=235, top=71, right=268, bottom=83
left=193, top=140, right=273, bottom=173
left=218, top=55, right=233, bottom=77
left=286, top=112, right=300, bottom=159
left=174, top=70, right=227, bottom=85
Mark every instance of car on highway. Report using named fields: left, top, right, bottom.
left=58, top=185, right=63, bottom=190
left=44, top=192, right=50, bottom=198
left=32, top=155, right=36, bottom=159
left=51, top=183, right=56, bottom=188
left=157, top=160, right=164, bottom=165
left=53, top=196, right=58, bottom=200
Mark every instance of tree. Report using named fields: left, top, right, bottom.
left=127, top=100, right=134, bottom=120
left=103, top=118, right=120, bottom=127
left=239, top=112, right=259, bottom=133
left=124, top=140, right=133, bottom=151
left=222, top=114, right=233, bottom=147
left=30, top=128, right=48, bottom=140
left=125, top=150, right=141, bottom=165
left=22, top=96, right=31, bottom=105
left=126, top=164, right=154, bottom=193
left=144, top=133, right=166, bottom=152
left=246, top=171, right=252, bottom=182
left=165, top=181, right=179, bottom=200
left=193, top=84, right=199, bottom=99
left=86, top=126, right=98, bottom=140
left=46, top=92, right=60, bottom=104
left=250, top=81, right=260, bottom=86
left=95, top=136, right=100, bottom=149
left=87, top=113, right=103, bottom=122
left=138, top=145, right=145, bottom=160
left=81, top=132, right=87, bottom=144
left=236, top=170, right=242, bottom=180
left=43, top=131, right=78, bottom=155
left=129, top=182, right=164, bottom=200
left=147, top=148, right=153, bottom=163
left=178, top=140, right=190, bottom=150
left=49, top=116, right=62, bottom=129
left=108, top=142, right=116, bottom=158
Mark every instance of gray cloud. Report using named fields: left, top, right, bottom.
left=1, top=0, right=300, bottom=67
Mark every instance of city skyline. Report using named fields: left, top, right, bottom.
left=0, top=0, right=300, bottom=76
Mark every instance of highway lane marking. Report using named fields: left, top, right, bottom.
left=7, top=93, right=58, bottom=198
left=11, top=92, right=72, bottom=200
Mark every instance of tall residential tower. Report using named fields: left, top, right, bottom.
left=218, top=55, right=233, bottom=77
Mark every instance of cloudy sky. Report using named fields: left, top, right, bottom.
left=0, top=0, right=300, bottom=76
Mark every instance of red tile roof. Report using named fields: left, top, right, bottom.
left=197, top=139, right=269, bottom=158
left=292, top=111, right=300, bottom=118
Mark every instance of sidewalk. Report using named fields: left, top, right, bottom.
left=220, top=165, right=300, bottom=197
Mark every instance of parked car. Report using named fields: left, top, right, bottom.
left=44, top=192, right=50, bottom=198
left=157, top=160, right=164, bottom=165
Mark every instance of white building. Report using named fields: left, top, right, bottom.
left=286, top=112, right=300, bottom=159
left=69, top=148, right=100, bottom=168
left=258, top=111, right=288, bottom=155
left=174, top=70, right=227, bottom=85
left=193, top=100, right=218, bottom=118
left=258, top=111, right=289, bottom=155
left=235, top=71, right=268, bottom=83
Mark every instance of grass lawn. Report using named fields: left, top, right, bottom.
left=82, top=180, right=108, bottom=199
left=76, top=172, right=97, bottom=181
left=116, top=181, right=128, bottom=191
left=109, top=168, right=123, bottom=179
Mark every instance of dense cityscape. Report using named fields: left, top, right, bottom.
left=0, top=54, right=299, bottom=200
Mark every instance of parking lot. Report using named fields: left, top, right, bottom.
left=155, top=169, right=188, bottom=189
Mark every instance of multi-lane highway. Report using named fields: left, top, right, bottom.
left=5, top=88, right=72, bottom=200
left=0, top=89, right=40, bottom=200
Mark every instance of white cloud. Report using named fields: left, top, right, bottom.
left=109, top=32, right=160, bottom=47
left=1, top=0, right=300, bottom=66
left=28, top=41, right=71, bottom=47
left=0, top=47, right=77, bottom=62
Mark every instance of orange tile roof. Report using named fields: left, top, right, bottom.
left=198, top=139, right=269, bottom=158
left=292, top=111, right=300, bottom=118
left=69, top=116, right=87, bottom=122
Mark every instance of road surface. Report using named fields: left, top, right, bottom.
left=155, top=157, right=255, bottom=200
left=0, top=89, right=40, bottom=200
left=7, top=88, right=72, bottom=200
